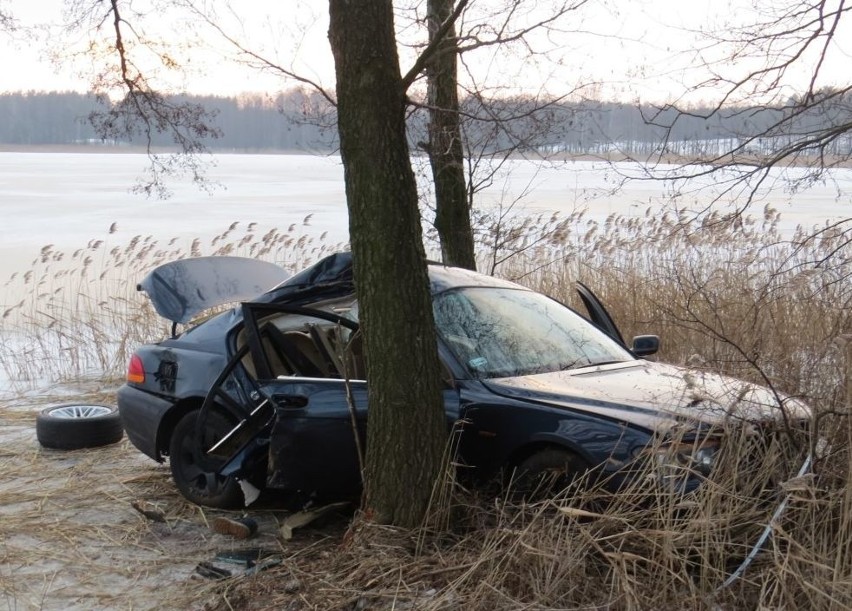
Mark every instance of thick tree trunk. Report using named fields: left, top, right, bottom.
left=427, top=0, right=477, bottom=271
left=328, top=0, right=448, bottom=527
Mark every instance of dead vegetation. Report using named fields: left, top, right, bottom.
left=1, top=206, right=850, bottom=609
left=218, top=416, right=847, bottom=610
left=0, top=219, right=345, bottom=392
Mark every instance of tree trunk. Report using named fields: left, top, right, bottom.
left=426, top=0, right=477, bottom=271
left=328, top=0, right=448, bottom=527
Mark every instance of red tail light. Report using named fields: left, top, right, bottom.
left=127, top=354, right=145, bottom=384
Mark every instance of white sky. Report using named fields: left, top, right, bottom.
left=0, top=0, right=849, bottom=103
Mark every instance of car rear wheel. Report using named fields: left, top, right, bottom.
left=36, top=404, right=124, bottom=450
left=512, top=447, right=587, bottom=499
left=169, top=410, right=243, bottom=509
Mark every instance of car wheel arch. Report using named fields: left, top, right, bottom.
left=506, top=439, right=591, bottom=476
left=168, top=408, right=244, bottom=508
left=156, top=397, right=205, bottom=459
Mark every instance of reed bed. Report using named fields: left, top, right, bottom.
left=0, top=219, right=345, bottom=395
left=1, top=205, right=850, bottom=609
left=246, top=418, right=846, bottom=610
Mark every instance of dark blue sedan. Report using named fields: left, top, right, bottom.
left=117, top=253, right=809, bottom=508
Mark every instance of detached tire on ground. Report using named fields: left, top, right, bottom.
left=36, top=404, right=124, bottom=450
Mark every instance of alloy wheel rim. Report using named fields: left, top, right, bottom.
left=50, top=405, right=113, bottom=419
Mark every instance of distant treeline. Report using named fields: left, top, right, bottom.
left=1, top=89, right=849, bottom=158
left=0, top=90, right=336, bottom=151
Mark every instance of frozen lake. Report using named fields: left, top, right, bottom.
left=1, top=151, right=850, bottom=285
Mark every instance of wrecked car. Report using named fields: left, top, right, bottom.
left=117, top=253, right=810, bottom=508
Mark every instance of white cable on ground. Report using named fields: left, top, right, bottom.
left=715, top=453, right=813, bottom=594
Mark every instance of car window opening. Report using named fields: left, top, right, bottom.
left=239, top=314, right=366, bottom=382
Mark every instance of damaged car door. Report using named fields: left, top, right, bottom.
left=196, top=301, right=368, bottom=504
left=199, top=299, right=463, bottom=506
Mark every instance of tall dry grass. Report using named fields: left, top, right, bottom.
left=256, top=416, right=843, bottom=609
left=1, top=205, right=850, bottom=608
left=488, top=205, right=850, bottom=398
left=0, top=218, right=344, bottom=393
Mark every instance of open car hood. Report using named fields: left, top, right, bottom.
left=138, top=256, right=291, bottom=324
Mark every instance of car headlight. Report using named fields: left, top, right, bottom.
left=648, top=438, right=721, bottom=480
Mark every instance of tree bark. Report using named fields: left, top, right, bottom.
left=426, top=0, right=477, bottom=271
left=328, top=0, right=448, bottom=527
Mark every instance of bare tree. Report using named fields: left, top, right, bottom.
left=421, top=0, right=476, bottom=269
left=416, top=0, right=592, bottom=270
left=54, top=0, right=455, bottom=526
left=328, top=0, right=447, bottom=527
left=640, top=0, right=851, bottom=219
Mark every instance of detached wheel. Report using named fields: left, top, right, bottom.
left=169, top=410, right=243, bottom=509
left=512, top=447, right=587, bottom=499
left=36, top=404, right=124, bottom=450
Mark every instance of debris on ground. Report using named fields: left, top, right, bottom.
left=280, top=501, right=350, bottom=540
left=193, top=548, right=282, bottom=581
left=211, top=516, right=259, bottom=539
left=131, top=499, right=166, bottom=522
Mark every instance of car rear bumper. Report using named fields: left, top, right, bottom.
left=117, top=384, right=175, bottom=462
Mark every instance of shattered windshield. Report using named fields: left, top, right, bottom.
left=433, top=287, right=633, bottom=379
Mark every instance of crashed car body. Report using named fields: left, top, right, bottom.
left=117, top=253, right=810, bottom=508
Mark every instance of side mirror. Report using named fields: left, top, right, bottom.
left=631, top=335, right=660, bottom=357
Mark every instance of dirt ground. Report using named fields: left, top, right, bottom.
left=0, top=385, right=343, bottom=611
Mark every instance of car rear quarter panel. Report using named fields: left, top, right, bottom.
left=117, top=384, right=176, bottom=460
left=119, top=337, right=230, bottom=460
left=134, top=343, right=228, bottom=399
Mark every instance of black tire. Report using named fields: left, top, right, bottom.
left=36, top=404, right=124, bottom=450
left=512, top=447, right=587, bottom=499
left=169, top=410, right=243, bottom=509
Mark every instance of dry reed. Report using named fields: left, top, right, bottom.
left=0, top=219, right=345, bottom=395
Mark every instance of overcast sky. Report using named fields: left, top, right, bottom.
left=1, top=0, right=849, bottom=103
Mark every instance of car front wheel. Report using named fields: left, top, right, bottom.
left=169, top=410, right=243, bottom=509
left=512, top=447, right=588, bottom=499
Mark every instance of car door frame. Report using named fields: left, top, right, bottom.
left=575, top=281, right=660, bottom=357
left=197, top=302, right=363, bottom=481
left=575, top=281, right=627, bottom=348
left=204, top=301, right=461, bottom=499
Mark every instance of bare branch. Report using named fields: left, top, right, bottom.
left=456, top=0, right=589, bottom=54
left=401, top=0, right=471, bottom=91
left=180, top=2, right=337, bottom=107
left=69, top=0, right=223, bottom=197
